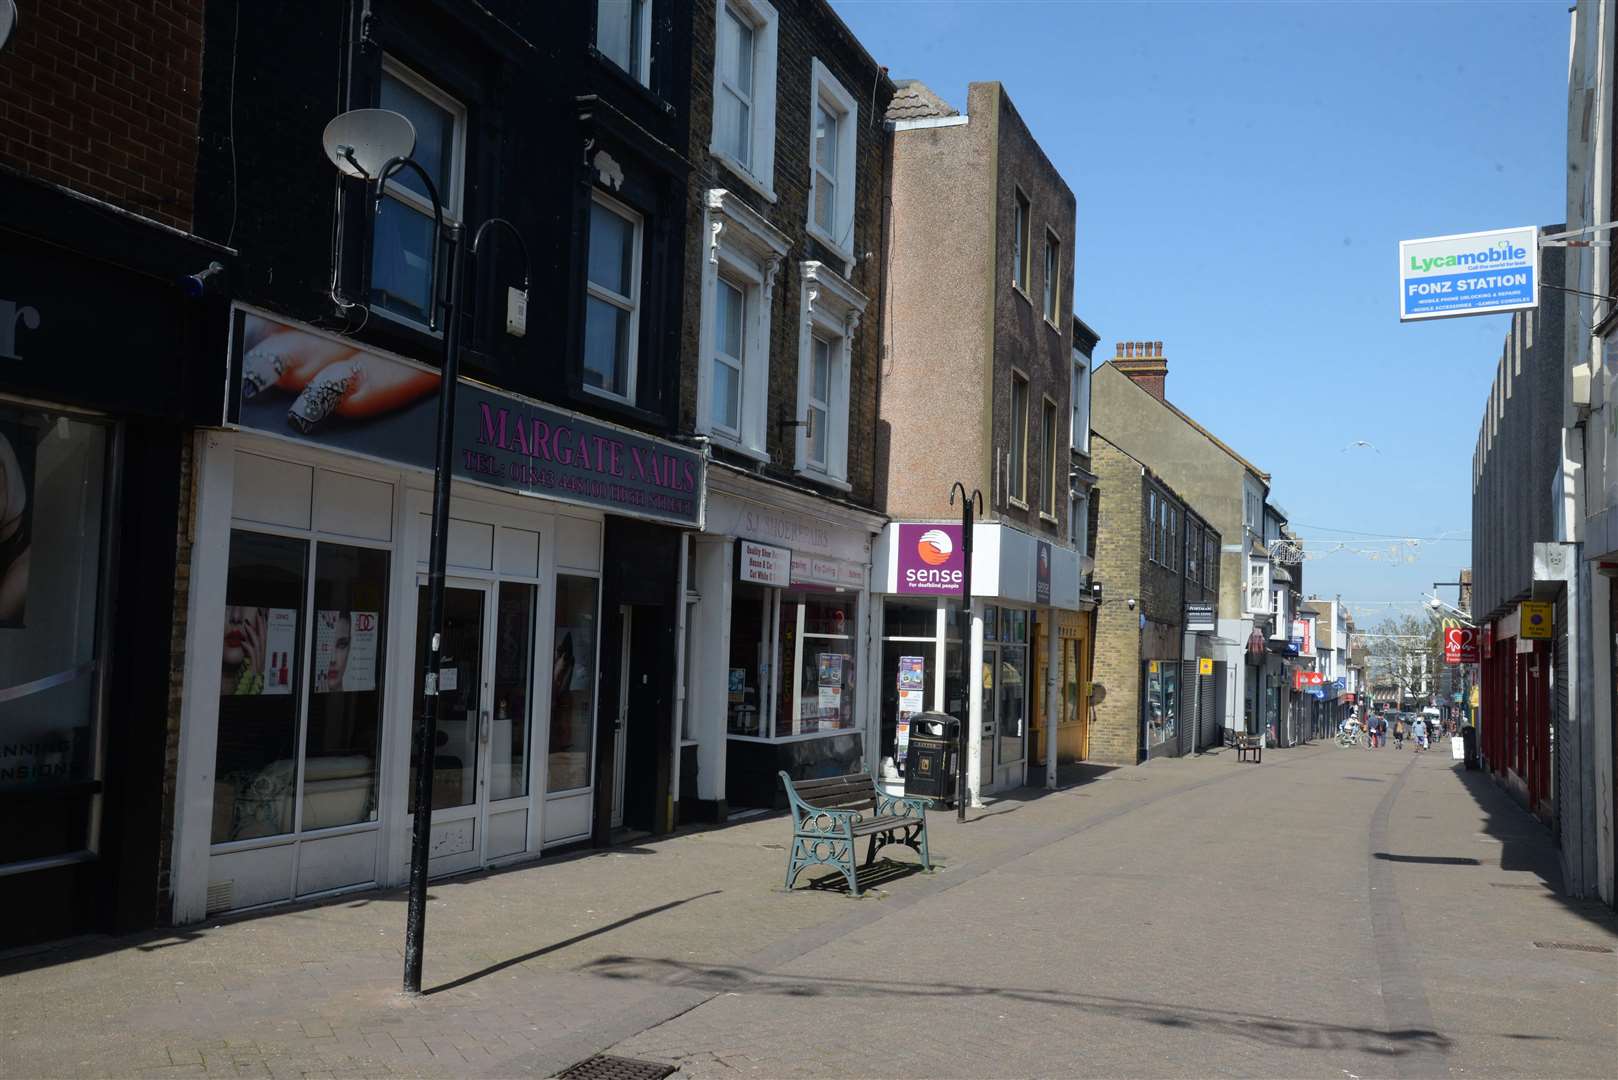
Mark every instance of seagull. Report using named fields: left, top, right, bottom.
left=1341, top=440, right=1380, bottom=453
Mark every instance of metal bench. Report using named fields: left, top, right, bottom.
left=1235, top=733, right=1263, bottom=763
left=779, top=770, right=931, bottom=896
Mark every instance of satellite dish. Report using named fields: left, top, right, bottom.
left=0, top=1, right=17, bottom=53
left=321, top=108, right=415, bottom=180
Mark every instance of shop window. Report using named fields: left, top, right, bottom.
left=372, top=58, right=464, bottom=331
left=214, top=532, right=309, bottom=843
left=726, top=581, right=771, bottom=736
left=548, top=575, right=600, bottom=794
left=0, top=409, right=111, bottom=867
left=1145, top=660, right=1178, bottom=751
left=301, top=544, right=389, bottom=830
left=777, top=592, right=856, bottom=737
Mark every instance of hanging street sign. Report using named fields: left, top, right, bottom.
left=1398, top=225, right=1539, bottom=322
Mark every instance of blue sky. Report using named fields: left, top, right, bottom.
left=830, top=0, right=1568, bottom=624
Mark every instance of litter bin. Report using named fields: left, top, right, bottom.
left=1461, top=724, right=1478, bottom=770
left=904, top=712, right=959, bottom=806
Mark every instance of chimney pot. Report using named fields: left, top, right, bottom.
left=1115, top=342, right=1124, bottom=357
left=1155, top=341, right=1163, bottom=357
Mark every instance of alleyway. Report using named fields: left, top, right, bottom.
left=2, top=747, right=1613, bottom=1080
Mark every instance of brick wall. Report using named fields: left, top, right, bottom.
left=1089, top=435, right=1144, bottom=764
left=155, top=430, right=196, bottom=918
left=680, top=0, right=892, bottom=508
left=0, top=0, right=202, bottom=231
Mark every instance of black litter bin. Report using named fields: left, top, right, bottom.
left=904, top=712, right=960, bottom=806
left=1461, top=724, right=1478, bottom=770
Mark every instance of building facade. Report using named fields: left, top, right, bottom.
left=1088, top=435, right=1222, bottom=764
left=1090, top=343, right=1270, bottom=748
left=0, top=0, right=234, bottom=948
left=874, top=79, right=1087, bottom=802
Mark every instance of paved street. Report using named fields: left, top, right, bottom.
left=2, top=745, right=1613, bottom=1080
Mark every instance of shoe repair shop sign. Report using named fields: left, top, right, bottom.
left=226, top=308, right=704, bottom=528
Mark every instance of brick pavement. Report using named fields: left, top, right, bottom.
left=2, top=747, right=1614, bottom=1079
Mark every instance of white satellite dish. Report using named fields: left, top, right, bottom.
left=321, top=108, right=415, bottom=180
left=0, top=1, right=18, bottom=53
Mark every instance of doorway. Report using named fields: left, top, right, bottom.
left=609, top=603, right=665, bottom=833
left=410, top=576, right=538, bottom=876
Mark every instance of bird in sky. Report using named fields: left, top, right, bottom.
left=1341, top=440, right=1380, bottom=453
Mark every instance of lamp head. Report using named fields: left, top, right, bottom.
left=0, top=1, right=16, bottom=53
left=321, top=109, right=415, bottom=180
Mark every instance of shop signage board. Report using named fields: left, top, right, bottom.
left=1398, top=225, right=1538, bottom=322
left=1035, top=541, right=1051, bottom=604
left=738, top=540, right=792, bottom=587
left=1519, top=600, right=1553, bottom=639
left=789, top=553, right=864, bottom=591
left=896, top=523, right=965, bottom=595
left=228, top=309, right=705, bottom=528
left=1184, top=602, right=1217, bottom=633
left=1198, top=657, right=1213, bottom=676
left=1443, top=622, right=1480, bottom=664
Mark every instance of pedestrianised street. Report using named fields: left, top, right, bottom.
left=2, top=745, right=1612, bottom=1079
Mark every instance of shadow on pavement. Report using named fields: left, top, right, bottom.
left=1373, top=853, right=1483, bottom=866
left=424, top=890, right=722, bottom=995
left=581, top=955, right=1469, bottom=1058
left=1450, top=760, right=1618, bottom=934
left=801, top=858, right=928, bottom=895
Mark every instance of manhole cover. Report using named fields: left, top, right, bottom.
left=1532, top=941, right=1615, bottom=954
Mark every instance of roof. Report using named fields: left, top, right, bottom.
left=886, top=79, right=960, bottom=121
left=1096, top=361, right=1271, bottom=484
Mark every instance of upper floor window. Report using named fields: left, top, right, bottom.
left=1205, top=532, right=1219, bottom=592
left=1071, top=490, right=1089, bottom=557
left=807, top=60, right=858, bottom=262
left=371, top=58, right=464, bottom=331
left=1071, top=350, right=1090, bottom=454
left=1009, top=371, right=1029, bottom=505
left=794, top=262, right=865, bottom=486
left=1147, top=490, right=1158, bottom=563
left=597, top=0, right=653, bottom=86
left=1246, top=559, right=1270, bottom=615
left=711, top=0, right=779, bottom=200
left=697, top=190, right=789, bottom=459
left=1040, top=397, right=1059, bottom=519
left=1043, top=230, right=1061, bottom=323
left=583, top=192, right=642, bottom=403
left=1186, top=522, right=1201, bottom=584
left=1244, top=486, right=1263, bottom=534
left=1012, top=188, right=1030, bottom=292
left=1166, top=505, right=1178, bottom=574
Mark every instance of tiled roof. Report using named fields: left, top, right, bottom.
left=886, top=79, right=959, bottom=121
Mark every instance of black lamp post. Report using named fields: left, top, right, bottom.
left=322, top=110, right=529, bottom=996
left=949, top=482, right=982, bottom=823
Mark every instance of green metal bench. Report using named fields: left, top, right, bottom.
left=779, top=769, right=931, bottom=896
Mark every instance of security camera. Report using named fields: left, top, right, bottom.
left=1126, top=597, right=1137, bottom=610
left=181, top=261, right=225, bottom=300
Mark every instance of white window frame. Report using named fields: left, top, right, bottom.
left=1008, top=369, right=1030, bottom=507
left=596, top=0, right=654, bottom=87
left=1071, top=489, right=1089, bottom=559
left=1071, top=349, right=1090, bottom=455
left=1147, top=490, right=1158, bottom=564
left=805, top=58, right=858, bottom=266
left=697, top=189, right=789, bottom=460
left=1011, top=186, right=1030, bottom=294
left=709, top=0, right=779, bottom=203
left=582, top=189, right=643, bottom=405
left=1246, top=558, right=1271, bottom=616
left=372, top=56, right=466, bottom=334
left=795, top=261, right=866, bottom=487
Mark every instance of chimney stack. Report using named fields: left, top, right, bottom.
left=1112, top=339, right=1168, bottom=402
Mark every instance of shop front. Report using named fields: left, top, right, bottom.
left=169, top=308, right=703, bottom=922
left=872, top=521, right=1082, bottom=802
left=682, top=467, right=881, bottom=815
left=0, top=175, right=230, bottom=948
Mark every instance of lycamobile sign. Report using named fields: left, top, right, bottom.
left=1398, top=225, right=1538, bottom=321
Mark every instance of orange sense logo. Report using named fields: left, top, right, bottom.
left=917, top=528, right=953, bottom=566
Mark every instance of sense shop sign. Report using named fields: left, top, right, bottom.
left=228, top=308, right=704, bottom=528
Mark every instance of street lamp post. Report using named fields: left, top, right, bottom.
left=949, top=483, right=982, bottom=823
left=321, top=110, right=529, bottom=996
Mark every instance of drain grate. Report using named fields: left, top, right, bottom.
left=555, top=1055, right=677, bottom=1080
left=1532, top=941, right=1615, bottom=954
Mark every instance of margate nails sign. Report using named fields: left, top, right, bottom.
left=897, top=524, right=965, bottom=595
left=232, top=310, right=704, bottom=527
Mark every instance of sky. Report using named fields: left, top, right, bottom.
left=829, top=0, right=1570, bottom=626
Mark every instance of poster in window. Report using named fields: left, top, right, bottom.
left=314, top=610, right=380, bottom=693
left=0, top=418, right=35, bottom=629
left=818, top=685, right=842, bottom=713
left=897, top=689, right=925, bottom=716
left=817, top=652, right=843, bottom=688
left=221, top=606, right=298, bottom=696
left=728, top=667, right=746, bottom=703
left=897, top=655, right=925, bottom=692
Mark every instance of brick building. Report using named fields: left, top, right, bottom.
left=675, top=1, right=893, bottom=814
left=869, top=79, right=1091, bottom=803
left=1089, top=435, right=1221, bottom=764
left=0, top=0, right=231, bottom=947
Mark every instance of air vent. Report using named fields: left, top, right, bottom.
left=205, top=880, right=234, bottom=915
left=555, top=1055, right=676, bottom=1080
left=1532, top=941, right=1614, bottom=954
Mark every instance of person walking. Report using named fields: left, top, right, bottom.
left=1412, top=716, right=1428, bottom=752
left=1393, top=715, right=1406, bottom=750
